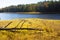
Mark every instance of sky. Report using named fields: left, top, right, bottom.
left=0, top=0, right=44, bottom=8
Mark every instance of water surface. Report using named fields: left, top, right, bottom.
left=0, top=13, right=60, bottom=20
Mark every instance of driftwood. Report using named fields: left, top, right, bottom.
left=0, top=28, right=44, bottom=31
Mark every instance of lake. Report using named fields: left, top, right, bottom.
left=0, top=13, right=60, bottom=20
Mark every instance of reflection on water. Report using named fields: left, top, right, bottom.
left=0, top=13, right=60, bottom=20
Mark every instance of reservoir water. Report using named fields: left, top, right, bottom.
left=0, top=13, right=60, bottom=20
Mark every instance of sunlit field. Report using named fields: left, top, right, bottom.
left=0, top=18, right=60, bottom=40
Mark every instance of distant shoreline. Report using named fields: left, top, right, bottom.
left=0, top=12, right=60, bottom=14
left=16, top=12, right=60, bottom=14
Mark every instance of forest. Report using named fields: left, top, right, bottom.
left=0, top=1, right=60, bottom=12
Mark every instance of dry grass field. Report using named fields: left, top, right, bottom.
left=0, top=18, right=60, bottom=40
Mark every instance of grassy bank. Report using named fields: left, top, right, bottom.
left=16, top=12, right=40, bottom=14
left=0, top=18, right=60, bottom=40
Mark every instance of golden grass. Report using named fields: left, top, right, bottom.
left=0, top=18, right=60, bottom=40
left=0, top=20, right=11, bottom=28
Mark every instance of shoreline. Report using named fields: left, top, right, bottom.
left=0, top=12, right=60, bottom=14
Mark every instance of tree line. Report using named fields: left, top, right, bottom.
left=0, top=1, right=60, bottom=12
